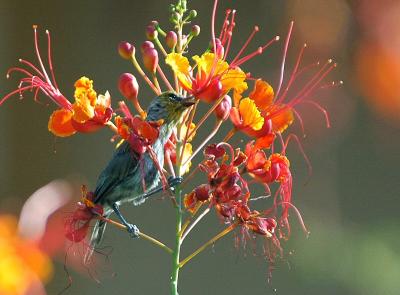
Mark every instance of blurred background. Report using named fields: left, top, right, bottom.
left=0, top=0, right=399, bottom=294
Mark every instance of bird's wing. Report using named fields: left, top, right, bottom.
left=93, top=141, right=139, bottom=203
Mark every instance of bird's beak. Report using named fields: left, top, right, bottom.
left=180, top=96, right=196, bottom=107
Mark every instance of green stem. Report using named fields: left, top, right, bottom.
left=170, top=184, right=183, bottom=295
left=170, top=3, right=187, bottom=293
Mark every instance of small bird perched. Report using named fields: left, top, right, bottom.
left=84, top=91, right=195, bottom=263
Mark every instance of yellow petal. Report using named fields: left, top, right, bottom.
left=72, top=101, right=95, bottom=123
left=178, top=122, right=196, bottom=142
left=239, top=97, right=264, bottom=131
left=74, top=76, right=93, bottom=89
left=48, top=109, right=76, bottom=137
left=269, top=104, right=294, bottom=133
left=180, top=143, right=193, bottom=175
left=192, top=52, right=228, bottom=76
left=221, top=67, right=248, bottom=94
left=249, top=79, right=274, bottom=111
left=74, top=76, right=97, bottom=106
left=165, top=53, right=192, bottom=90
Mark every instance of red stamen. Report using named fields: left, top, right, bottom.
left=221, top=10, right=236, bottom=46
left=211, top=0, right=219, bottom=60
left=275, top=21, right=294, bottom=99
left=319, top=80, right=343, bottom=90
left=281, top=133, right=312, bottom=180
left=292, top=108, right=306, bottom=137
left=278, top=201, right=309, bottom=236
left=18, top=59, right=45, bottom=79
left=294, top=61, right=320, bottom=80
left=231, top=26, right=260, bottom=65
left=223, top=11, right=236, bottom=58
left=216, top=142, right=234, bottom=163
left=301, top=100, right=331, bottom=128
left=6, top=67, right=34, bottom=78
left=33, top=25, right=52, bottom=88
left=46, top=30, right=60, bottom=91
left=233, top=36, right=280, bottom=67
left=290, top=61, right=336, bottom=106
left=0, top=86, right=35, bottom=105
left=219, top=9, right=231, bottom=40
left=223, top=31, right=233, bottom=60
left=277, top=43, right=307, bottom=104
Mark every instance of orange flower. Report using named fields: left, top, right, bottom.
left=1, top=28, right=113, bottom=138
left=0, top=215, right=52, bottom=295
left=230, top=79, right=294, bottom=148
left=48, top=77, right=113, bottom=137
left=166, top=52, right=247, bottom=103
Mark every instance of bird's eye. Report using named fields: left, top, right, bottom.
left=169, top=93, right=180, bottom=101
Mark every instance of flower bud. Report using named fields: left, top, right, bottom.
left=188, top=10, right=197, bottom=18
left=142, top=47, right=159, bottom=73
left=205, top=143, right=225, bottom=159
left=191, top=25, right=200, bottom=37
left=118, top=41, right=135, bottom=59
left=170, top=12, right=180, bottom=24
left=215, top=95, right=232, bottom=120
left=140, top=41, right=154, bottom=54
left=194, top=184, right=211, bottom=201
left=210, top=38, right=224, bottom=59
left=146, top=25, right=158, bottom=40
left=118, top=73, right=139, bottom=101
left=149, top=20, right=158, bottom=27
left=270, top=162, right=281, bottom=182
left=165, top=31, right=178, bottom=49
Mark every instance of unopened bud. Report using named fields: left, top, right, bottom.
left=142, top=47, right=159, bottom=73
left=166, top=31, right=178, bottom=49
left=270, top=162, right=281, bottom=182
left=210, top=38, right=224, bottom=59
left=188, top=10, right=197, bottom=18
left=118, top=41, right=135, bottom=59
left=118, top=73, right=139, bottom=101
left=141, top=41, right=155, bottom=54
left=170, top=12, right=180, bottom=24
left=149, top=20, right=158, bottom=27
left=194, top=184, right=211, bottom=201
left=215, top=95, right=232, bottom=120
left=146, top=25, right=158, bottom=40
left=191, top=25, right=200, bottom=36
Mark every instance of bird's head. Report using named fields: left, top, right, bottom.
left=146, top=91, right=195, bottom=124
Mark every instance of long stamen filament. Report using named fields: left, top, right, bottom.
left=275, top=21, right=294, bottom=99
left=187, top=94, right=225, bottom=139
left=179, top=223, right=238, bottom=268
left=231, top=26, right=260, bottom=64
left=181, top=207, right=211, bottom=241
left=182, top=120, right=222, bottom=167
left=46, top=30, right=60, bottom=91
left=33, top=26, right=53, bottom=88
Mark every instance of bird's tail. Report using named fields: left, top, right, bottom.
left=84, top=212, right=111, bottom=265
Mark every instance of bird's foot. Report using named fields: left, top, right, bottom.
left=168, top=176, right=183, bottom=191
left=126, top=223, right=140, bottom=238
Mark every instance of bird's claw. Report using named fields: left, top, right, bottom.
left=126, top=223, right=140, bottom=238
left=168, top=176, right=183, bottom=189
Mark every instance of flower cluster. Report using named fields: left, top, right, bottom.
left=1, top=0, right=338, bottom=292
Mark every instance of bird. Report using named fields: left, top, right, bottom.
left=84, top=91, right=195, bottom=263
